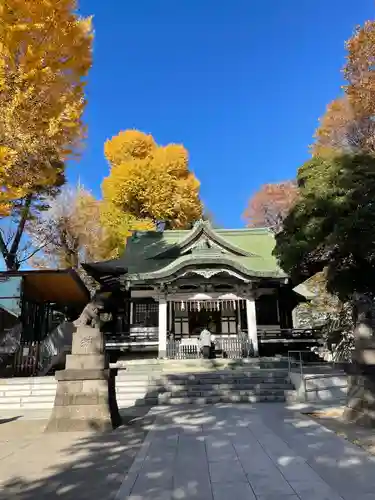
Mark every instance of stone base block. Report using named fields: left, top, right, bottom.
left=45, top=404, right=114, bottom=432
left=45, top=367, right=121, bottom=433
left=65, top=354, right=106, bottom=370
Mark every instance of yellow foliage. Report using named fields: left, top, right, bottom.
left=102, top=130, right=202, bottom=230
left=0, top=0, right=93, bottom=215
left=99, top=201, right=155, bottom=257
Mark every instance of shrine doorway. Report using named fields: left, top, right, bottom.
left=188, top=309, right=221, bottom=336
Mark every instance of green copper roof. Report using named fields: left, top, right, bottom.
left=120, top=221, right=287, bottom=282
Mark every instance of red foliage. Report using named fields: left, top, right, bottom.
left=243, top=181, right=298, bottom=232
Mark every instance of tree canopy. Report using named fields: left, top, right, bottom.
left=28, top=184, right=115, bottom=269
left=312, top=21, right=375, bottom=157
left=102, top=130, right=203, bottom=233
left=243, top=181, right=298, bottom=232
left=0, top=0, right=93, bottom=268
left=274, top=154, right=375, bottom=301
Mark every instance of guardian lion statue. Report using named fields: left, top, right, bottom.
left=73, top=292, right=106, bottom=329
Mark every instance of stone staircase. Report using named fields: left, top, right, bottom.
left=115, top=361, right=292, bottom=406
left=0, top=359, right=294, bottom=411
left=0, top=377, right=57, bottom=410
left=156, top=371, right=292, bottom=404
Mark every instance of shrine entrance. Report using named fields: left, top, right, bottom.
left=188, top=308, right=221, bottom=336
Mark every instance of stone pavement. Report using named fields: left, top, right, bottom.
left=116, top=403, right=375, bottom=500
left=0, top=410, right=152, bottom=500
left=2, top=404, right=375, bottom=499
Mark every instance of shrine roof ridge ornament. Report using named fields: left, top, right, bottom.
left=150, top=218, right=256, bottom=260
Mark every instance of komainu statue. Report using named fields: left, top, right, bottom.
left=73, top=291, right=106, bottom=329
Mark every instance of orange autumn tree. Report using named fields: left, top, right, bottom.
left=345, top=21, right=375, bottom=125
left=102, top=130, right=203, bottom=240
left=0, top=0, right=93, bottom=268
left=243, top=181, right=299, bottom=233
left=312, top=21, right=375, bottom=157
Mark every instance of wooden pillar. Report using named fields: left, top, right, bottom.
left=158, top=298, right=167, bottom=358
left=246, top=295, right=258, bottom=356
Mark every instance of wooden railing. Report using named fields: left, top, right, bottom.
left=257, top=328, right=323, bottom=343
left=105, top=327, right=158, bottom=348
left=166, top=337, right=253, bottom=360
left=104, top=327, right=323, bottom=349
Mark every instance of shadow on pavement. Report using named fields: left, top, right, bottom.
left=1, top=402, right=375, bottom=499
left=0, top=416, right=20, bottom=425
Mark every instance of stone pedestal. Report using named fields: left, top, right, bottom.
left=344, top=341, right=375, bottom=427
left=45, top=326, right=121, bottom=432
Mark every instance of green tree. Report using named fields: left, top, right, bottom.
left=274, top=153, right=375, bottom=422
left=274, top=154, right=375, bottom=299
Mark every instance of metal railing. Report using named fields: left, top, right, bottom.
left=287, top=350, right=309, bottom=379
left=287, top=349, right=348, bottom=403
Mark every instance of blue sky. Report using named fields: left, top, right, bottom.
left=73, top=0, right=374, bottom=228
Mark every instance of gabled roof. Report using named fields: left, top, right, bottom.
left=85, top=220, right=287, bottom=283
left=153, top=220, right=253, bottom=258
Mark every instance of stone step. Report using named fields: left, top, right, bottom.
left=115, top=388, right=155, bottom=395
left=160, top=388, right=286, bottom=398
left=0, top=388, right=57, bottom=397
left=159, top=383, right=291, bottom=392
left=115, top=376, right=153, bottom=384
left=155, top=377, right=288, bottom=385
left=158, top=394, right=285, bottom=404
left=0, top=401, right=54, bottom=410
left=116, top=397, right=158, bottom=406
left=0, top=385, right=57, bottom=392
left=0, top=376, right=56, bottom=385
left=0, top=395, right=55, bottom=406
left=154, top=376, right=288, bottom=385
left=157, top=369, right=288, bottom=377
left=117, top=373, right=288, bottom=381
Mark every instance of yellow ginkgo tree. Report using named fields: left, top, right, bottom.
left=0, top=0, right=93, bottom=269
left=101, top=130, right=203, bottom=241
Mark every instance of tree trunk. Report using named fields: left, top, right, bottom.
left=0, top=195, right=32, bottom=270
left=343, top=293, right=375, bottom=426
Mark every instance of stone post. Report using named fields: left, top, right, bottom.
left=158, top=298, right=167, bottom=358
left=246, top=295, right=258, bottom=357
left=344, top=341, right=375, bottom=426
left=343, top=293, right=375, bottom=426
left=45, top=325, right=121, bottom=432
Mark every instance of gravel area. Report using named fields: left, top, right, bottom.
left=304, top=406, right=375, bottom=455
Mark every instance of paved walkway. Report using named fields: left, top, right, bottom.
left=0, top=411, right=151, bottom=500
left=116, top=404, right=375, bottom=500
left=2, top=404, right=375, bottom=499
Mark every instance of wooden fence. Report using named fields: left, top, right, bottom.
left=166, top=337, right=253, bottom=360
left=0, top=341, right=42, bottom=377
